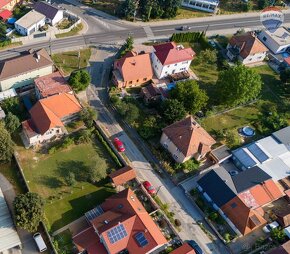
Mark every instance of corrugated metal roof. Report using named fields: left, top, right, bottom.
left=0, top=187, right=21, bottom=252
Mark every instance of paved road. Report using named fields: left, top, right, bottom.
left=85, top=48, right=230, bottom=254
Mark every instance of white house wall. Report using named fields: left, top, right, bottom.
left=240, top=52, right=267, bottom=65
left=51, top=10, right=63, bottom=26
left=258, top=30, right=290, bottom=54
left=15, top=18, right=45, bottom=36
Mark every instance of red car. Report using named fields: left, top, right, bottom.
left=113, top=138, right=125, bottom=152
left=143, top=181, right=156, bottom=195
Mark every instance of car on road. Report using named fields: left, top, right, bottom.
left=113, top=137, right=125, bottom=152
left=179, top=25, right=191, bottom=31
left=143, top=181, right=156, bottom=195
left=187, top=240, right=204, bottom=254
left=263, top=221, right=279, bottom=233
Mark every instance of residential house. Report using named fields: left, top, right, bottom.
left=73, top=188, right=167, bottom=254
left=112, top=51, right=153, bottom=88
left=14, top=10, right=46, bottom=36
left=140, top=83, right=162, bottom=104
left=181, top=0, right=219, bottom=13
left=197, top=166, right=284, bottom=236
left=266, top=240, right=290, bottom=254
left=151, top=42, right=195, bottom=79
left=109, top=166, right=136, bottom=187
left=160, top=116, right=216, bottom=163
left=0, top=9, right=12, bottom=20
left=34, top=71, right=72, bottom=99
left=0, top=0, right=21, bottom=11
left=0, top=49, right=53, bottom=92
left=226, top=32, right=268, bottom=65
left=171, top=243, right=196, bottom=254
left=258, top=27, right=290, bottom=54
left=34, top=1, right=63, bottom=26
left=21, top=93, right=82, bottom=148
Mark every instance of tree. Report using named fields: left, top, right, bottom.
left=280, top=68, right=290, bottom=84
left=13, top=192, right=44, bottom=232
left=0, top=123, right=14, bottom=163
left=125, top=36, right=134, bottom=52
left=138, top=116, right=159, bottom=139
left=75, top=129, right=93, bottom=144
left=271, top=227, right=286, bottom=243
left=65, top=172, right=76, bottom=186
left=216, top=64, right=262, bottom=107
left=68, top=70, right=91, bottom=92
left=170, top=80, right=208, bottom=114
left=258, top=0, right=270, bottom=9
left=118, top=0, right=136, bottom=20
left=124, top=103, right=139, bottom=124
left=263, top=111, right=288, bottom=131
left=80, top=107, right=97, bottom=128
left=225, top=130, right=241, bottom=148
left=159, top=0, right=181, bottom=19
left=196, top=49, right=217, bottom=65
left=161, top=99, right=186, bottom=124
left=5, top=112, right=20, bottom=133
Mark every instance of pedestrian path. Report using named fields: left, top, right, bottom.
left=143, top=26, right=155, bottom=38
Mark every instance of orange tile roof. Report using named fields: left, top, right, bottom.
left=29, top=93, right=82, bottom=134
left=229, top=32, right=268, bottom=59
left=171, top=243, right=196, bottom=254
left=109, top=166, right=136, bottom=186
left=162, top=116, right=215, bottom=158
left=115, top=52, right=153, bottom=82
left=153, top=42, right=195, bottom=65
left=34, top=71, right=72, bottom=98
left=98, top=188, right=167, bottom=254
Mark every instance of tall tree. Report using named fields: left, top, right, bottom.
left=159, top=0, right=181, bottom=18
left=80, top=106, right=97, bottom=128
left=170, top=80, right=208, bottom=114
left=5, top=112, right=20, bottom=133
left=118, top=0, right=136, bottom=20
left=0, top=123, right=14, bottom=163
left=216, top=64, right=262, bottom=107
left=14, top=192, right=44, bottom=232
left=138, top=116, right=159, bottom=139
left=68, top=70, right=91, bottom=92
left=124, top=103, right=139, bottom=124
left=161, top=99, right=186, bottom=124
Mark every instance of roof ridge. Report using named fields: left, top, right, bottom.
left=39, top=101, right=62, bottom=127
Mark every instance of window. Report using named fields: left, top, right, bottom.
left=129, top=81, right=133, bottom=84
left=263, top=36, right=267, bottom=42
left=136, top=79, right=139, bottom=82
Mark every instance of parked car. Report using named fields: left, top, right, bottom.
left=263, top=221, right=279, bottom=233
left=113, top=137, right=125, bottom=152
left=33, top=233, right=47, bottom=252
left=179, top=25, right=191, bottom=31
left=143, top=181, right=156, bottom=195
left=187, top=240, right=204, bottom=254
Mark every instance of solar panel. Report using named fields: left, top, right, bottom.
left=247, top=143, right=269, bottom=163
left=85, top=206, right=104, bottom=221
left=135, top=232, right=149, bottom=247
left=107, top=224, right=128, bottom=244
left=233, top=148, right=257, bottom=169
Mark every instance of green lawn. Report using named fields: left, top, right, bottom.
left=55, top=23, right=83, bottom=39
left=52, top=48, right=91, bottom=75
left=16, top=141, right=116, bottom=232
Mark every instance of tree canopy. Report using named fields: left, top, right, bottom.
left=80, top=106, right=97, bottom=128
left=138, top=116, right=160, bottom=139
left=170, top=80, right=208, bottom=114
left=13, top=192, right=44, bottom=232
left=0, top=123, right=14, bottom=163
left=280, top=68, right=290, bottom=84
left=68, top=69, right=91, bottom=92
left=118, top=0, right=136, bottom=20
left=5, top=112, right=20, bottom=133
left=161, top=99, right=186, bottom=124
left=216, top=64, right=262, bottom=107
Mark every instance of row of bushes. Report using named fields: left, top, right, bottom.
left=171, top=31, right=211, bottom=50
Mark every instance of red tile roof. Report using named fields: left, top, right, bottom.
left=86, top=188, right=167, bottom=254
left=0, top=9, right=12, bottom=20
left=29, top=93, right=81, bottom=134
left=162, top=116, right=215, bottom=158
left=0, top=0, right=13, bottom=9
left=109, top=166, right=136, bottom=186
left=115, top=52, right=153, bottom=82
left=153, top=42, right=195, bottom=65
left=171, top=243, right=196, bottom=254
left=228, top=32, right=268, bottom=59
left=34, top=71, right=72, bottom=98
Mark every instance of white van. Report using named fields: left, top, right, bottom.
left=33, top=233, right=47, bottom=252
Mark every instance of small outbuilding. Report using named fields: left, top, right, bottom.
left=109, top=166, right=136, bottom=187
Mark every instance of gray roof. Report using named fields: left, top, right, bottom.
left=34, top=1, right=62, bottom=20
left=210, top=145, right=232, bottom=162
left=0, top=187, right=21, bottom=252
left=272, top=126, right=290, bottom=146
left=15, top=10, right=45, bottom=29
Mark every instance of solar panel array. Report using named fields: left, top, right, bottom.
left=107, top=224, right=128, bottom=244
left=247, top=143, right=269, bottom=163
left=85, top=205, right=104, bottom=221
left=135, top=232, right=149, bottom=247
left=233, top=149, right=257, bottom=168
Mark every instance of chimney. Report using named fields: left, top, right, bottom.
left=104, top=220, right=109, bottom=224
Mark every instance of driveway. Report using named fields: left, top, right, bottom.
left=86, top=48, right=230, bottom=254
left=0, top=174, right=40, bottom=254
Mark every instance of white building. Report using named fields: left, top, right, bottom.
left=151, top=42, right=195, bottom=79
left=226, top=32, right=268, bottom=65
left=34, top=1, right=64, bottom=26
left=182, top=0, right=219, bottom=13
left=14, top=10, right=45, bottom=35
left=258, top=27, right=290, bottom=54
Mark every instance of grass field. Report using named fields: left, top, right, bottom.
left=16, top=141, right=116, bottom=232
left=55, top=23, right=83, bottom=39
left=52, top=48, right=91, bottom=75
left=83, top=0, right=119, bottom=15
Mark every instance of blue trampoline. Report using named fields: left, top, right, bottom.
left=167, top=83, right=176, bottom=90
left=7, top=17, right=16, bottom=24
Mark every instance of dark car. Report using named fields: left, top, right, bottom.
left=180, top=25, right=191, bottom=31
left=187, top=240, right=204, bottom=254
left=113, top=137, right=125, bottom=152
left=143, top=181, right=156, bottom=195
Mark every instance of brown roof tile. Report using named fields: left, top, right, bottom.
left=109, top=166, right=136, bottom=186
left=34, top=71, right=72, bottom=98
left=0, top=49, right=53, bottom=81
left=171, top=243, right=196, bottom=254
left=162, top=116, right=215, bottom=158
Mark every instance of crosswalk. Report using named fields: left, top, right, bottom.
left=143, top=26, right=154, bottom=38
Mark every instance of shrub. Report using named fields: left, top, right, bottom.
left=174, top=219, right=181, bottom=227
left=48, top=147, right=57, bottom=155
left=159, top=218, right=167, bottom=229
left=209, top=212, right=218, bottom=221
left=224, top=233, right=231, bottom=243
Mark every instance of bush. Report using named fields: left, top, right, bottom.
left=224, top=233, right=231, bottom=243
left=174, top=219, right=181, bottom=227
left=61, top=137, right=74, bottom=149
left=209, top=212, right=218, bottom=221
left=159, top=218, right=167, bottom=229
left=48, top=147, right=57, bottom=155
left=175, top=159, right=200, bottom=172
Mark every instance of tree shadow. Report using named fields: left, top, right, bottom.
left=57, top=160, right=91, bottom=182
left=38, top=176, right=63, bottom=189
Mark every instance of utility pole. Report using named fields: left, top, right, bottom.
left=49, top=37, right=52, bottom=56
